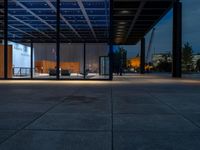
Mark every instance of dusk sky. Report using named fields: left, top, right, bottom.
left=115, top=0, right=200, bottom=58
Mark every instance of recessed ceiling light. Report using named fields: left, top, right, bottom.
left=118, top=22, right=127, bottom=25
left=116, top=31, right=124, bottom=34
left=117, top=26, right=126, bottom=29
left=120, top=10, right=130, bottom=14
left=116, top=29, right=125, bottom=32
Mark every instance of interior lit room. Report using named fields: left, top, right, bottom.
left=0, top=0, right=110, bottom=80
left=0, top=0, right=181, bottom=80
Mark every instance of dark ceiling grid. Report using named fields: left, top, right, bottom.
left=76, top=0, right=97, bottom=41
left=44, top=0, right=82, bottom=41
left=2, top=0, right=174, bottom=44
left=6, top=0, right=110, bottom=43
left=0, top=1, right=4, bottom=40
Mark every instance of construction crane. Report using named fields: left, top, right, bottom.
left=145, top=28, right=155, bottom=72
left=146, top=28, right=155, bottom=64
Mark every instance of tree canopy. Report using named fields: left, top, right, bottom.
left=182, top=42, right=193, bottom=72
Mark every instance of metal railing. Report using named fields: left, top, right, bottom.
left=13, top=67, right=31, bottom=76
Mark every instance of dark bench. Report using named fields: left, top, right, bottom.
left=49, top=69, right=57, bottom=76
left=61, top=69, right=71, bottom=76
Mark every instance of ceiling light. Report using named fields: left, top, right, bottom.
left=116, top=31, right=124, bottom=35
left=120, top=10, right=130, bottom=14
left=117, top=26, right=126, bottom=29
left=118, top=22, right=127, bottom=25
left=116, top=29, right=125, bottom=32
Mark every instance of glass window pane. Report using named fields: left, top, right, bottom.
left=86, top=43, right=109, bottom=79
left=0, top=1, right=4, bottom=78
left=33, top=43, right=57, bottom=79
left=60, top=43, right=84, bottom=79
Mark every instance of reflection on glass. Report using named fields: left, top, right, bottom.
left=60, top=43, right=84, bottom=79
left=86, top=43, right=109, bottom=79
left=0, top=1, right=4, bottom=78
left=33, top=43, right=56, bottom=79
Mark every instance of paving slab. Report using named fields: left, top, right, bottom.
left=0, top=112, right=41, bottom=130
left=113, top=114, right=200, bottom=132
left=113, top=94, right=159, bottom=104
left=0, top=102, right=54, bottom=113
left=152, top=94, right=200, bottom=113
left=27, top=113, right=111, bottom=131
left=0, top=130, right=16, bottom=143
left=0, top=75, right=200, bottom=150
left=0, top=130, right=111, bottom=150
left=183, top=113, right=200, bottom=127
left=114, top=131, right=200, bottom=150
left=113, top=103, right=175, bottom=114
left=50, top=100, right=111, bottom=114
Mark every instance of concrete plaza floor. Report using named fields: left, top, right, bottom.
left=0, top=74, right=200, bottom=150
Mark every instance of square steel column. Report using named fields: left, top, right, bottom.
left=109, top=44, right=113, bottom=80
left=109, top=0, right=113, bottom=80
left=83, top=43, right=86, bottom=79
left=172, top=0, right=182, bottom=77
left=4, top=0, right=8, bottom=79
left=56, top=0, right=60, bottom=79
left=30, top=41, right=33, bottom=79
left=140, top=38, right=145, bottom=74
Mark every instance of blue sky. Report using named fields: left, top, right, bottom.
left=114, top=0, right=200, bottom=58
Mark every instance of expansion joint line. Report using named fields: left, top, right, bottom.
left=147, top=90, right=200, bottom=130
left=0, top=88, right=81, bottom=145
left=110, top=84, right=114, bottom=150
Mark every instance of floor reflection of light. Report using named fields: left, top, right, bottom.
left=0, top=74, right=199, bottom=85
left=0, top=80, right=112, bottom=85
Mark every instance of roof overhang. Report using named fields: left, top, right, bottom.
left=0, top=0, right=176, bottom=44
left=112, top=0, right=175, bottom=45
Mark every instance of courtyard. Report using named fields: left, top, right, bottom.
left=0, top=74, right=199, bottom=149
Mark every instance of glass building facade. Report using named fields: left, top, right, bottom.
left=1, top=0, right=111, bottom=80
left=0, top=0, right=182, bottom=79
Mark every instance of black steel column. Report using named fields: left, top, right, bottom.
left=83, top=43, right=86, bottom=79
left=56, top=0, right=60, bottom=79
left=109, top=44, right=113, bottom=80
left=172, top=0, right=182, bottom=77
left=30, top=41, right=33, bottom=79
left=4, top=0, right=8, bottom=79
left=140, top=38, right=145, bottom=74
left=109, top=0, right=113, bottom=80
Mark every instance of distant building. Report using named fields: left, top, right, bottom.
left=192, top=54, right=200, bottom=69
left=152, top=52, right=172, bottom=67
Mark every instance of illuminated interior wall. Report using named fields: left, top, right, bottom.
left=86, top=43, right=109, bottom=74
left=33, top=43, right=57, bottom=78
left=60, top=43, right=84, bottom=74
left=0, top=45, right=5, bottom=78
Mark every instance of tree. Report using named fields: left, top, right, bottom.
left=113, top=47, right=127, bottom=75
left=156, top=53, right=172, bottom=72
left=182, top=42, right=193, bottom=72
left=157, top=61, right=172, bottom=72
